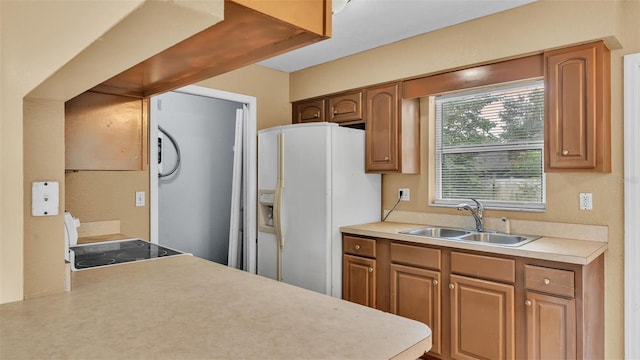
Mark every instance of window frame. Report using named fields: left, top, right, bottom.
left=403, top=54, right=546, bottom=212
left=433, top=79, right=546, bottom=212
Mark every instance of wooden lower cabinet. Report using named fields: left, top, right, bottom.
left=343, top=254, right=376, bottom=308
left=341, top=234, right=603, bottom=360
left=391, top=264, right=442, bottom=356
left=525, top=291, right=576, bottom=360
left=450, top=274, right=515, bottom=360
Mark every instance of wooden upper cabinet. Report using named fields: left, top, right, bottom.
left=65, top=92, right=146, bottom=171
left=92, top=0, right=330, bottom=98
left=365, top=83, right=420, bottom=173
left=544, top=41, right=611, bottom=172
left=293, top=98, right=325, bottom=123
left=327, top=91, right=363, bottom=124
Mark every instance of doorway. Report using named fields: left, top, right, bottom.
left=624, top=52, right=640, bottom=358
left=149, top=85, right=257, bottom=273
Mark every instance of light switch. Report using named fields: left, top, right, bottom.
left=32, top=181, right=59, bottom=216
left=136, top=191, right=145, bottom=207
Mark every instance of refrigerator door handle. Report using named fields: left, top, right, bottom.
left=274, top=132, right=285, bottom=281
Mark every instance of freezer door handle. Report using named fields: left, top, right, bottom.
left=274, top=132, right=285, bottom=281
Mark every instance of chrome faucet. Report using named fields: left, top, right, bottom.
left=456, top=198, right=484, bottom=232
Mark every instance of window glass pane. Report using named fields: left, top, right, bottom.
left=435, top=80, right=545, bottom=210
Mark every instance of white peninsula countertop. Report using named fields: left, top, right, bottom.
left=1, top=255, right=431, bottom=359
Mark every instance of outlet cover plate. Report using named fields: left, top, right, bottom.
left=579, top=192, right=592, bottom=210
left=399, top=188, right=410, bottom=201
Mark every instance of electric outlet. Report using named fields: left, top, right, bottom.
left=579, top=192, right=592, bottom=210
left=399, top=188, right=410, bottom=201
left=136, top=191, right=145, bottom=207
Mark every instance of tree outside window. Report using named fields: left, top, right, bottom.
left=435, top=80, right=545, bottom=210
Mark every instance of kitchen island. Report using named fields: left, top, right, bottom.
left=1, top=255, right=431, bottom=359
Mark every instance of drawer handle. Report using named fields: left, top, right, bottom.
left=354, top=244, right=360, bottom=250
left=525, top=300, right=532, bottom=307
left=433, top=280, right=438, bottom=286
left=543, top=278, right=551, bottom=285
left=449, top=284, right=455, bottom=290
left=368, top=267, right=374, bottom=273
left=562, top=149, right=569, bottom=155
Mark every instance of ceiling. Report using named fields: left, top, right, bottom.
left=257, top=0, right=536, bottom=73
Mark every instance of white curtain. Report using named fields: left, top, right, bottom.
left=227, top=108, right=244, bottom=269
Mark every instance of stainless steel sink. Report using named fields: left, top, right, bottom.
left=400, top=227, right=472, bottom=238
left=399, top=226, right=539, bottom=247
left=457, top=232, right=539, bottom=247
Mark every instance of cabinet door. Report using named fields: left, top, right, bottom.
left=450, top=274, right=515, bottom=360
left=544, top=41, right=610, bottom=172
left=365, top=84, right=399, bottom=172
left=525, top=291, right=576, bottom=360
left=293, top=98, right=325, bottom=123
left=328, top=91, right=363, bottom=124
left=65, top=91, right=145, bottom=170
left=390, top=264, right=442, bottom=356
left=343, top=254, right=376, bottom=308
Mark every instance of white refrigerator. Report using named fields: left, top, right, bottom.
left=257, top=122, right=381, bottom=298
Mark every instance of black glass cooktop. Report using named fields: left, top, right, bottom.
left=70, top=239, right=183, bottom=270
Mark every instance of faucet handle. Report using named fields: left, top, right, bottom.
left=470, top=198, right=484, bottom=214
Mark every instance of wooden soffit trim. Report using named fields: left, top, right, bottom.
left=402, top=54, right=543, bottom=99
left=92, top=0, right=328, bottom=98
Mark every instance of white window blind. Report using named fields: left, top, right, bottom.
left=434, top=80, right=545, bottom=211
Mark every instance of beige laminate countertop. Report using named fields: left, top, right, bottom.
left=1, top=255, right=431, bottom=360
left=342, top=221, right=607, bottom=265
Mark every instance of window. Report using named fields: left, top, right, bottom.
left=434, top=80, right=545, bottom=211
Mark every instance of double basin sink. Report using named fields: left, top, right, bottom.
left=399, top=226, right=539, bottom=247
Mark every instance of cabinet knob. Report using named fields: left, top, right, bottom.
left=562, top=149, right=569, bottom=155
left=314, top=113, right=319, bottom=118
left=543, top=278, right=551, bottom=285
left=449, top=284, right=455, bottom=289
left=525, top=300, right=532, bottom=307
left=433, top=279, right=438, bottom=286
left=384, top=156, right=389, bottom=161
left=368, top=267, right=374, bottom=273
left=354, top=244, right=360, bottom=250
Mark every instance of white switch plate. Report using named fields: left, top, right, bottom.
left=136, top=191, right=145, bottom=207
left=399, top=188, right=410, bottom=201
left=32, top=181, right=59, bottom=216
left=579, top=192, right=592, bottom=210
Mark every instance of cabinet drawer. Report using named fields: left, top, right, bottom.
left=525, top=265, right=575, bottom=298
left=390, top=242, right=440, bottom=270
left=343, top=236, right=376, bottom=258
left=451, top=252, right=515, bottom=284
